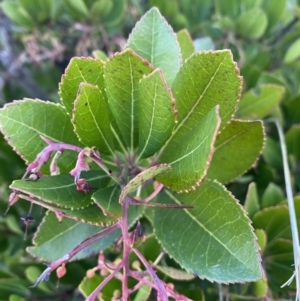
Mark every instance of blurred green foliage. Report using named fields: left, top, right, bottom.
left=1, top=0, right=300, bottom=300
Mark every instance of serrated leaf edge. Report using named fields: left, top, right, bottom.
left=105, top=48, right=154, bottom=150
left=154, top=180, right=263, bottom=284
left=92, top=185, right=122, bottom=219
left=176, top=29, right=195, bottom=63
left=72, top=82, right=115, bottom=155
left=161, top=106, right=221, bottom=193
left=125, top=7, right=182, bottom=68
left=214, top=119, right=266, bottom=184
left=58, top=56, right=105, bottom=114
left=138, top=68, right=177, bottom=159
left=119, top=163, right=172, bottom=204
left=0, top=99, right=70, bottom=164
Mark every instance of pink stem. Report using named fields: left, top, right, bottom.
left=29, top=220, right=120, bottom=287
left=143, top=183, right=164, bottom=203
left=85, top=261, right=123, bottom=301
left=121, top=197, right=131, bottom=301
left=132, top=248, right=168, bottom=301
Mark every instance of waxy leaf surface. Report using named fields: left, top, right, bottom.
left=207, top=120, right=264, bottom=184
left=177, top=29, right=195, bottom=61
left=153, top=180, right=262, bottom=283
left=261, top=182, right=284, bottom=208
left=73, top=83, right=114, bottom=155
left=171, top=50, right=242, bottom=133
left=138, top=69, right=176, bottom=159
left=27, top=211, right=120, bottom=262
left=21, top=197, right=117, bottom=226
left=104, top=49, right=153, bottom=150
left=126, top=7, right=181, bottom=86
left=235, top=85, right=284, bottom=120
left=59, top=57, right=105, bottom=115
left=92, top=185, right=122, bottom=218
left=157, top=107, right=220, bottom=192
left=119, top=164, right=171, bottom=204
left=0, top=99, right=79, bottom=172
left=253, top=198, right=300, bottom=246
left=10, top=171, right=110, bottom=209
left=236, top=8, right=267, bottom=39
left=244, top=182, right=260, bottom=219
left=262, top=238, right=294, bottom=293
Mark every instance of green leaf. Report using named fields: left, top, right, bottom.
left=0, top=279, right=30, bottom=300
left=255, top=229, right=267, bottom=255
left=63, top=0, right=89, bottom=18
left=104, top=49, right=153, bottom=150
left=153, top=180, right=262, bottom=283
left=90, top=0, right=113, bottom=19
left=284, top=38, right=300, bottom=64
left=176, top=29, right=195, bottom=61
left=10, top=171, right=110, bottom=209
left=25, top=266, right=51, bottom=292
left=5, top=215, right=23, bottom=235
left=207, top=120, right=264, bottom=184
left=215, top=0, right=241, bottom=18
left=59, top=57, right=105, bottom=115
left=79, top=274, right=121, bottom=301
left=235, top=85, right=284, bottom=120
left=0, top=2, right=35, bottom=28
left=171, top=50, right=242, bottom=132
left=156, top=266, right=195, bottom=281
left=126, top=7, right=181, bottom=86
left=92, top=50, right=107, bottom=60
left=236, top=8, right=268, bottom=39
left=262, top=0, right=286, bottom=31
left=133, top=285, right=152, bottom=301
left=157, top=107, right=220, bottom=192
left=262, top=137, right=282, bottom=170
left=41, top=202, right=118, bottom=225
left=244, top=182, right=260, bottom=218
left=0, top=99, right=79, bottom=172
left=92, top=185, right=122, bottom=218
left=138, top=69, right=177, bottom=159
left=285, top=95, right=300, bottom=125
left=263, top=238, right=294, bottom=293
left=241, top=51, right=270, bottom=90
left=286, top=125, right=300, bottom=161
left=119, top=164, right=171, bottom=204
left=261, top=183, right=284, bottom=208
left=254, top=275, right=268, bottom=297
left=73, top=83, right=114, bottom=155
left=9, top=295, right=26, bottom=301
left=253, top=198, right=300, bottom=246
left=27, top=211, right=120, bottom=262
left=101, top=0, right=127, bottom=30
left=50, top=0, right=63, bottom=20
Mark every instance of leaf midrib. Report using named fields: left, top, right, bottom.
left=82, top=87, right=114, bottom=155
left=165, top=189, right=257, bottom=274
left=162, top=52, right=229, bottom=153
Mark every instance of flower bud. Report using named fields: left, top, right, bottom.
left=56, top=264, right=66, bottom=279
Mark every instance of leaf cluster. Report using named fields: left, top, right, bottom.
left=0, top=1, right=300, bottom=300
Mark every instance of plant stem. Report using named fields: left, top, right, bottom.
left=121, top=196, right=131, bottom=301
left=143, top=183, right=164, bottom=203
left=85, top=261, right=124, bottom=301
left=132, top=248, right=168, bottom=301
left=29, top=222, right=120, bottom=287
left=270, top=119, right=300, bottom=298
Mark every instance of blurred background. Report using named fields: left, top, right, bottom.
left=1, top=0, right=300, bottom=300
